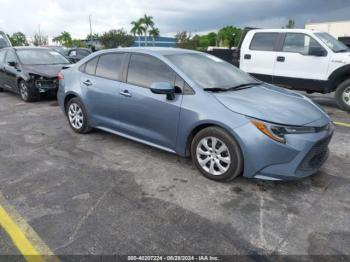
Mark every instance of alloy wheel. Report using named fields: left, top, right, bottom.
left=20, top=82, right=28, bottom=101
left=196, top=136, right=231, bottom=176
left=342, top=86, right=350, bottom=106
left=68, top=103, right=84, bottom=130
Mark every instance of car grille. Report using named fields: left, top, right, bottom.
left=298, top=135, right=332, bottom=171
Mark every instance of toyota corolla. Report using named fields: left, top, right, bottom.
left=57, top=48, right=334, bottom=181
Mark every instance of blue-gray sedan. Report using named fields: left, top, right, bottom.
left=57, top=48, right=334, bottom=181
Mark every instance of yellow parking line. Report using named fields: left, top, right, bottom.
left=0, top=206, right=41, bottom=260
left=334, top=121, right=350, bottom=128
left=0, top=194, right=59, bottom=262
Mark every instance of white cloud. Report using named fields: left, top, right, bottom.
left=0, top=0, right=349, bottom=39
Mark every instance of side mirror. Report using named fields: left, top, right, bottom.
left=309, top=46, right=327, bottom=57
left=8, top=61, right=17, bottom=67
left=150, top=82, right=175, bottom=100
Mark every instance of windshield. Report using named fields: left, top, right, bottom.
left=16, top=49, right=70, bottom=65
left=315, top=32, right=349, bottom=52
left=0, top=32, right=11, bottom=49
left=166, top=53, right=259, bottom=90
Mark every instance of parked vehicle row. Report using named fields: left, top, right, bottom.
left=232, top=28, right=350, bottom=111
left=44, top=46, right=92, bottom=63
left=0, top=47, right=70, bottom=101
left=0, top=29, right=335, bottom=182
left=57, top=48, right=334, bottom=181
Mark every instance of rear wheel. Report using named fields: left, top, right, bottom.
left=335, top=79, right=350, bottom=111
left=19, top=80, right=39, bottom=102
left=66, top=98, right=92, bottom=134
left=191, top=127, right=243, bottom=181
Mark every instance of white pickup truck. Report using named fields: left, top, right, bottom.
left=232, top=29, right=350, bottom=111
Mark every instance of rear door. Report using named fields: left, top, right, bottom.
left=82, top=53, right=127, bottom=129
left=273, top=33, right=330, bottom=91
left=240, top=32, right=280, bottom=83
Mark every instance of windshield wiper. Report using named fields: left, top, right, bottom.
left=203, top=87, right=228, bottom=92
left=204, top=82, right=262, bottom=92
left=229, top=82, right=262, bottom=90
left=335, top=49, right=349, bottom=53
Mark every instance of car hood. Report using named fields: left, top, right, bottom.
left=22, top=64, right=68, bottom=78
left=213, top=83, right=327, bottom=126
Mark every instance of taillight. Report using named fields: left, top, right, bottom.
left=57, top=72, right=64, bottom=80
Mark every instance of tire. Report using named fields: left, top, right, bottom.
left=335, top=79, right=350, bottom=111
left=18, top=80, right=39, bottom=102
left=0, top=87, right=3, bottom=92
left=66, top=97, right=92, bottom=134
left=191, top=126, right=243, bottom=182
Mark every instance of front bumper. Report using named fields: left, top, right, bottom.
left=234, top=120, right=334, bottom=181
left=31, top=79, right=58, bottom=94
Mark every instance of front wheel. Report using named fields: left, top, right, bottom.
left=19, top=80, right=39, bottom=102
left=66, top=98, right=92, bottom=134
left=335, top=79, right=350, bottom=111
left=191, top=127, right=243, bottom=182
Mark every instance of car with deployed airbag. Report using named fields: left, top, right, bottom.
left=57, top=48, right=334, bottom=181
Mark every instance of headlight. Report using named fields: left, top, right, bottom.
left=251, top=119, right=316, bottom=143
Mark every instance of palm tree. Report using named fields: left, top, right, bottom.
left=130, top=20, right=145, bottom=47
left=140, top=14, right=154, bottom=46
left=149, top=27, right=160, bottom=47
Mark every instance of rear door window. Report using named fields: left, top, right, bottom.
left=127, top=54, right=175, bottom=88
left=95, top=53, right=125, bottom=81
left=250, top=33, right=279, bottom=51
left=84, top=56, right=99, bottom=75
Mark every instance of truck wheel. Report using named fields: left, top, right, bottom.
left=335, top=79, right=350, bottom=111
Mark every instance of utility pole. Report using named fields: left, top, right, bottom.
left=89, top=15, right=93, bottom=37
left=38, top=24, right=41, bottom=45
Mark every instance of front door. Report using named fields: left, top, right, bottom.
left=0, top=50, right=6, bottom=88
left=3, top=50, right=19, bottom=91
left=117, top=53, right=182, bottom=151
left=273, top=33, right=330, bottom=91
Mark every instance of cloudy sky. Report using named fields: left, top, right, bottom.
left=1, top=0, right=350, bottom=39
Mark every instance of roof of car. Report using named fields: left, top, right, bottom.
left=249, top=28, right=323, bottom=34
left=97, top=47, right=199, bottom=56
left=2, top=46, right=55, bottom=51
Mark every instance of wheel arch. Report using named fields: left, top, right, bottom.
left=328, top=64, right=350, bottom=92
left=64, top=92, right=81, bottom=113
left=184, top=122, right=244, bottom=158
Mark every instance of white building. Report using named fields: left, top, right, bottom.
left=305, top=20, right=350, bottom=38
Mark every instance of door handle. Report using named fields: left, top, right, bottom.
left=120, top=90, right=132, bottom=97
left=244, top=54, right=251, bottom=60
left=83, top=80, right=92, bottom=86
left=277, top=56, right=285, bottom=62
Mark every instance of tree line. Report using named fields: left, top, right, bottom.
left=6, top=18, right=296, bottom=50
